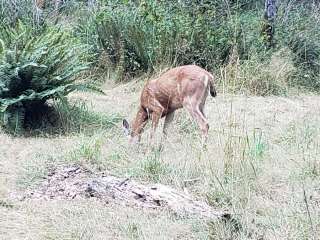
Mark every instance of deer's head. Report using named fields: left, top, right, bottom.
left=122, top=119, right=140, bottom=144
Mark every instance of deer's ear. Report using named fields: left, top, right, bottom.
left=122, top=119, right=130, bottom=135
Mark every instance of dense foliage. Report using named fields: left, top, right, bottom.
left=73, top=0, right=319, bottom=91
left=0, top=21, right=95, bottom=133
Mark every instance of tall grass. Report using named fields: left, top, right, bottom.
left=76, top=1, right=257, bottom=80
left=277, top=2, right=320, bottom=90
left=2, top=0, right=319, bottom=93
left=70, top=0, right=319, bottom=94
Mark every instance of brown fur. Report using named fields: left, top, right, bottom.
left=126, top=65, right=216, bottom=142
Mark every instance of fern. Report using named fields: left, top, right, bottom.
left=0, top=21, right=98, bottom=133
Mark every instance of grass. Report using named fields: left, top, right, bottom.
left=136, top=149, right=172, bottom=183
left=52, top=100, right=122, bottom=135
left=68, top=134, right=104, bottom=165
left=1, top=81, right=320, bottom=239
left=0, top=200, right=208, bottom=240
left=16, top=153, right=55, bottom=189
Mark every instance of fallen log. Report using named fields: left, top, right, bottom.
left=22, top=165, right=229, bottom=220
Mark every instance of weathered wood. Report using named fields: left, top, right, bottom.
left=20, top=166, right=229, bottom=220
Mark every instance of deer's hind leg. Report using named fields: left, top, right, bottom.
left=183, top=96, right=209, bottom=144
left=199, top=84, right=209, bottom=116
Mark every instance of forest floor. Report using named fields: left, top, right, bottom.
left=1, top=80, right=320, bottom=239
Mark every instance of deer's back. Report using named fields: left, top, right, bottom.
left=140, top=65, right=211, bottom=114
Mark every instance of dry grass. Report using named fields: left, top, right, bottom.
left=1, top=81, right=320, bottom=239
left=219, top=48, right=297, bottom=96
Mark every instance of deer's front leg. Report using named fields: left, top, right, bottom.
left=163, top=112, right=175, bottom=136
left=150, top=111, right=162, bottom=145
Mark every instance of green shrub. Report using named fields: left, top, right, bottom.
left=0, top=21, right=98, bottom=133
left=93, top=3, right=163, bottom=79
left=57, top=0, right=320, bottom=94
left=88, top=1, right=230, bottom=79
left=87, top=1, right=266, bottom=78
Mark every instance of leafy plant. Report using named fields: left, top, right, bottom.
left=0, top=21, right=98, bottom=133
left=93, top=4, right=156, bottom=80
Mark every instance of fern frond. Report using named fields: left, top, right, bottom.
left=0, top=21, right=99, bottom=132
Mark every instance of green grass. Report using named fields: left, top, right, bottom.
left=53, top=100, right=122, bottom=135
left=1, top=87, right=320, bottom=239
left=138, top=149, right=172, bottom=183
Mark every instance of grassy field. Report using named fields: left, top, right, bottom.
left=1, top=80, right=320, bottom=239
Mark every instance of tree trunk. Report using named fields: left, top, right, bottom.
left=34, top=0, right=45, bottom=26
left=54, top=0, right=62, bottom=12
left=262, top=0, right=277, bottom=48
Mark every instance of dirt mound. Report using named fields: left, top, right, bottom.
left=22, top=165, right=229, bottom=220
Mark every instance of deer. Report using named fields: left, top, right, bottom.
left=122, top=65, right=217, bottom=145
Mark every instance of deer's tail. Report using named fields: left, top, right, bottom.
left=208, top=73, right=217, bottom=97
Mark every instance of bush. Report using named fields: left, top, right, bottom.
left=80, top=0, right=319, bottom=94
left=84, top=1, right=266, bottom=79
left=3, top=0, right=319, bottom=96
left=92, top=2, right=171, bottom=80
left=86, top=1, right=220, bottom=79
left=0, top=21, right=98, bottom=133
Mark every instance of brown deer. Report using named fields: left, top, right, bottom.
left=122, top=65, right=217, bottom=144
